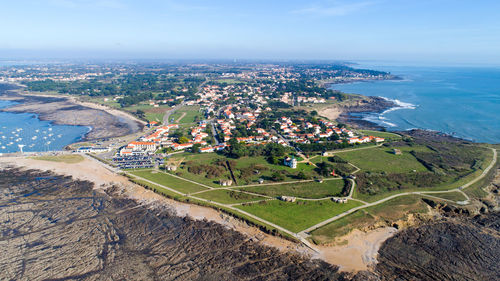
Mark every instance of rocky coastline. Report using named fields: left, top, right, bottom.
left=0, top=166, right=349, bottom=280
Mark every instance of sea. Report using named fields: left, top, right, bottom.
left=331, top=64, right=500, bottom=144
left=0, top=98, right=89, bottom=154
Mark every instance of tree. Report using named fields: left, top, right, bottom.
left=192, top=143, right=201, bottom=153
left=178, top=136, right=190, bottom=144
left=310, top=110, right=318, bottom=116
left=317, top=162, right=334, bottom=177
left=271, top=171, right=285, bottom=182
left=297, top=171, right=308, bottom=180
left=136, top=109, right=145, bottom=119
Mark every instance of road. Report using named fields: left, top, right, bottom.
left=298, top=148, right=497, bottom=236
left=125, top=170, right=319, bottom=252
left=163, top=103, right=184, bottom=125
left=88, top=143, right=496, bottom=250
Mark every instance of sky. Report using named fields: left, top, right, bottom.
left=1, top=0, right=500, bottom=64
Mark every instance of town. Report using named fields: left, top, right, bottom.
left=1, top=62, right=493, bottom=251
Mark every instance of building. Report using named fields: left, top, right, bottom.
left=127, top=141, right=156, bottom=152
left=220, top=179, right=233, bottom=186
left=165, top=164, right=177, bottom=171
left=283, top=156, right=297, bottom=169
left=279, top=196, right=296, bottom=202
left=393, top=149, right=402, bottom=155
left=77, top=146, right=110, bottom=153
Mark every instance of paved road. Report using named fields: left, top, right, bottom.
left=163, top=103, right=184, bottom=125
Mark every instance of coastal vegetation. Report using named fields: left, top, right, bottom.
left=31, top=154, right=84, bottom=163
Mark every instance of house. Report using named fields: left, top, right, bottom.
left=332, top=198, right=348, bottom=203
left=165, top=164, right=177, bottom=171
left=127, top=141, right=156, bottom=152
left=283, top=156, right=297, bottom=169
left=393, top=149, right=402, bottom=155
left=220, top=179, right=233, bottom=186
left=258, top=178, right=264, bottom=184
left=279, top=196, right=296, bottom=203
left=199, top=146, right=215, bottom=153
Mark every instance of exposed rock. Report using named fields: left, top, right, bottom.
left=0, top=167, right=346, bottom=280
left=376, top=213, right=500, bottom=281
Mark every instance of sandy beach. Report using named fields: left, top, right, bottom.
left=0, top=89, right=145, bottom=141
left=0, top=155, right=397, bottom=273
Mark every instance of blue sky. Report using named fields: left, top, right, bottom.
left=1, top=0, right=500, bottom=63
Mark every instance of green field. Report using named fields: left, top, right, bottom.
left=337, top=146, right=428, bottom=173
left=31, top=154, right=84, bottom=164
left=128, top=169, right=208, bottom=193
left=424, top=191, right=468, bottom=202
left=358, top=130, right=402, bottom=140
left=237, top=199, right=362, bottom=233
left=145, top=112, right=165, bottom=123
left=169, top=154, right=320, bottom=187
left=211, top=78, right=244, bottom=84
left=238, top=179, right=345, bottom=199
left=169, top=106, right=203, bottom=124
left=194, top=189, right=268, bottom=204
left=310, top=195, right=428, bottom=244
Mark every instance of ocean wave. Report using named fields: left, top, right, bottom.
left=379, top=97, right=416, bottom=115
left=363, top=114, right=397, bottom=127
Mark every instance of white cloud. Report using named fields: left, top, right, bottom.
left=292, top=1, right=375, bottom=16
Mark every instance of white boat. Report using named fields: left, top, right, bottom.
left=32, top=136, right=37, bottom=140
left=35, top=129, right=39, bottom=133
left=48, top=128, right=52, bottom=131
left=1, top=146, right=5, bottom=149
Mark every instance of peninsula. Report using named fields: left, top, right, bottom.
left=1, top=61, right=498, bottom=280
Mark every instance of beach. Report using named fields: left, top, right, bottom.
left=0, top=87, right=145, bottom=141
left=318, top=95, right=396, bottom=129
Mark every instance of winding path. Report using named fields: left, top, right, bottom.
left=94, top=144, right=496, bottom=251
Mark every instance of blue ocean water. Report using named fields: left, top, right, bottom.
left=332, top=65, right=500, bottom=144
left=0, top=100, right=89, bottom=153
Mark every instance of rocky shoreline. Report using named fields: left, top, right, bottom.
left=2, top=159, right=498, bottom=280
left=0, top=84, right=144, bottom=141
left=0, top=166, right=349, bottom=280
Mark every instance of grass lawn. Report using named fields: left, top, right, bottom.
left=238, top=179, right=345, bottom=199
left=211, top=78, right=244, bottom=84
left=337, top=146, right=428, bottom=173
left=425, top=191, right=468, bottom=202
left=311, top=195, right=428, bottom=244
left=236, top=199, right=362, bottom=233
left=169, top=153, right=232, bottom=187
left=128, top=169, right=208, bottom=194
left=170, top=106, right=202, bottom=124
left=194, top=189, right=268, bottom=204
left=169, top=153, right=320, bottom=187
left=358, top=130, right=402, bottom=140
left=145, top=112, right=165, bottom=123
left=31, top=154, right=84, bottom=164
left=131, top=178, right=184, bottom=199
left=310, top=210, right=375, bottom=244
